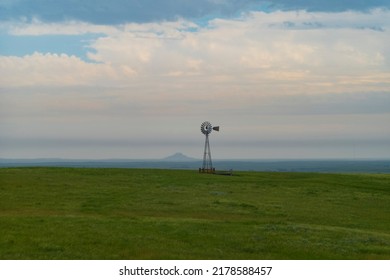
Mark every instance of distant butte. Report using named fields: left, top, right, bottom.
left=162, top=152, right=197, bottom=161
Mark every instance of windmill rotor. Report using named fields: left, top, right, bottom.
left=201, top=121, right=213, bottom=135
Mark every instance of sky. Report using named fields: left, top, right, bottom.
left=1, top=0, right=390, bottom=159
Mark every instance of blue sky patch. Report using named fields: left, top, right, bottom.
left=0, top=33, right=102, bottom=62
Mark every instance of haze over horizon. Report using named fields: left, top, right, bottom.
left=1, top=1, right=389, bottom=160
left=1, top=152, right=390, bottom=161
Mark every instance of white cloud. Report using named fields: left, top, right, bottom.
left=1, top=10, right=389, bottom=101
left=3, top=18, right=117, bottom=35
left=0, top=52, right=136, bottom=87
left=3, top=17, right=198, bottom=36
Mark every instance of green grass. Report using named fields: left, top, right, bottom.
left=0, top=167, right=389, bottom=259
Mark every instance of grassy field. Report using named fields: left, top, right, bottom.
left=0, top=167, right=389, bottom=259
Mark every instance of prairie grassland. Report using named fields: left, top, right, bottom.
left=0, top=167, right=389, bottom=259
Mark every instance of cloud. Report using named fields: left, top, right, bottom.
left=0, top=52, right=136, bottom=87
left=3, top=19, right=117, bottom=36
left=1, top=8, right=389, bottom=159
left=4, top=9, right=389, bottom=84
left=270, top=0, right=390, bottom=12
left=2, top=10, right=389, bottom=93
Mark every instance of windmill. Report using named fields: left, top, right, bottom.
left=199, top=121, right=219, bottom=173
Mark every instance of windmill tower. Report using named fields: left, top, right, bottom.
left=200, top=121, right=219, bottom=173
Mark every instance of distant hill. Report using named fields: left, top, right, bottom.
left=162, top=153, right=197, bottom=161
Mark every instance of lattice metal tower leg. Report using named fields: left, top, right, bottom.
left=202, top=134, right=213, bottom=171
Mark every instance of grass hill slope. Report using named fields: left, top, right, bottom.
left=0, top=168, right=389, bottom=259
